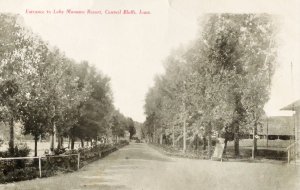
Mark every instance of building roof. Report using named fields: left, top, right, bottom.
left=281, top=99, right=300, bottom=111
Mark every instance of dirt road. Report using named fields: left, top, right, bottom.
left=0, top=143, right=299, bottom=190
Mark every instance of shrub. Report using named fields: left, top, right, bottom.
left=118, top=140, right=129, bottom=145
left=53, top=147, right=66, bottom=155
left=0, top=167, right=39, bottom=183
left=0, top=142, right=129, bottom=183
left=41, top=155, right=78, bottom=172
left=13, top=143, right=31, bottom=157
left=0, top=143, right=32, bottom=177
left=0, top=143, right=31, bottom=158
left=211, top=139, right=217, bottom=147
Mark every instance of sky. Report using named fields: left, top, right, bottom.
left=0, top=0, right=299, bottom=122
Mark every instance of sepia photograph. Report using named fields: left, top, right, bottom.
left=0, top=0, right=299, bottom=189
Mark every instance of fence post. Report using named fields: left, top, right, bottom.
left=39, top=156, right=42, bottom=178
left=77, top=153, right=80, bottom=170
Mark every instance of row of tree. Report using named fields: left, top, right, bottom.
left=143, top=14, right=277, bottom=157
left=0, top=13, right=135, bottom=157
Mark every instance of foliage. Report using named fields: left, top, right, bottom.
left=0, top=167, right=39, bottom=183
left=0, top=13, right=135, bottom=155
left=0, top=142, right=129, bottom=184
left=0, top=143, right=30, bottom=158
left=127, top=118, right=136, bottom=139
left=0, top=13, right=37, bottom=154
left=143, top=14, right=277, bottom=157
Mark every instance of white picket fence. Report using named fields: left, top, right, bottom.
left=0, top=153, right=80, bottom=178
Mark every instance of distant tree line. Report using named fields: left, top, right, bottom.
left=143, top=14, right=277, bottom=158
left=0, top=13, right=136, bottom=157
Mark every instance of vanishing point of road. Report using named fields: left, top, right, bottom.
left=1, top=143, right=299, bottom=190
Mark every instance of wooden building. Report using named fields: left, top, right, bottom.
left=260, top=116, right=294, bottom=140
left=281, top=99, right=300, bottom=163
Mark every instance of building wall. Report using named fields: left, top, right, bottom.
left=294, top=108, right=300, bottom=159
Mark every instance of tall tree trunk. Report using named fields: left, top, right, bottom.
left=71, top=137, right=75, bottom=150
left=61, top=136, right=64, bottom=148
left=68, top=136, right=70, bottom=149
left=8, top=117, right=14, bottom=156
left=208, top=133, right=212, bottom=158
left=172, top=125, right=175, bottom=147
left=80, top=138, right=84, bottom=147
left=223, top=138, right=228, bottom=155
left=252, top=123, right=258, bottom=159
left=203, top=136, right=207, bottom=150
left=34, top=135, right=38, bottom=157
left=57, top=135, right=61, bottom=149
left=50, top=134, right=54, bottom=151
left=233, top=93, right=244, bottom=157
left=153, top=123, right=156, bottom=143
left=50, top=123, right=56, bottom=152
left=183, top=119, right=186, bottom=152
left=193, top=134, right=199, bottom=152
left=207, top=122, right=212, bottom=158
left=234, top=124, right=240, bottom=157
